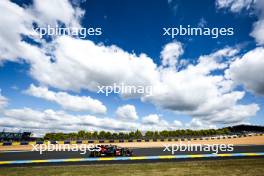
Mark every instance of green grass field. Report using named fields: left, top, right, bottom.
left=0, top=158, right=264, bottom=176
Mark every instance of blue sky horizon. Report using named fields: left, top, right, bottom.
left=0, top=0, right=264, bottom=136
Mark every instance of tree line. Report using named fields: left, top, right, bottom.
left=44, top=128, right=230, bottom=141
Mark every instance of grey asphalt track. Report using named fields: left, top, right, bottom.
left=0, top=145, right=263, bottom=161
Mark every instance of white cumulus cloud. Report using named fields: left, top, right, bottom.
left=143, top=47, right=258, bottom=125
left=227, top=47, right=264, bottom=95
left=25, top=84, right=107, bottom=114
left=216, top=0, right=264, bottom=45
left=216, top=0, right=254, bottom=12
left=29, top=0, right=84, bottom=28
left=142, top=114, right=161, bottom=125
left=116, top=104, right=138, bottom=121
left=160, top=41, right=183, bottom=67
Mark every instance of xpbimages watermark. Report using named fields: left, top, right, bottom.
left=31, top=142, right=101, bottom=154
left=163, top=25, right=234, bottom=39
left=33, top=25, right=102, bottom=39
left=97, top=83, right=153, bottom=96
left=163, top=142, right=234, bottom=154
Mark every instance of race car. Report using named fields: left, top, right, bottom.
left=90, top=145, right=133, bottom=157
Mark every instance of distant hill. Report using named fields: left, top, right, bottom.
left=227, top=125, right=264, bottom=133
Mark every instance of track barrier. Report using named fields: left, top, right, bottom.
left=1, top=134, right=264, bottom=146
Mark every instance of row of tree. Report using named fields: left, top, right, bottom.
left=44, top=128, right=230, bottom=141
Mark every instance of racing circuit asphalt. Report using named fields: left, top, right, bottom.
left=0, top=145, right=264, bottom=163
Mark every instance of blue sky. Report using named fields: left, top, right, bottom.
left=0, top=0, right=263, bottom=136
